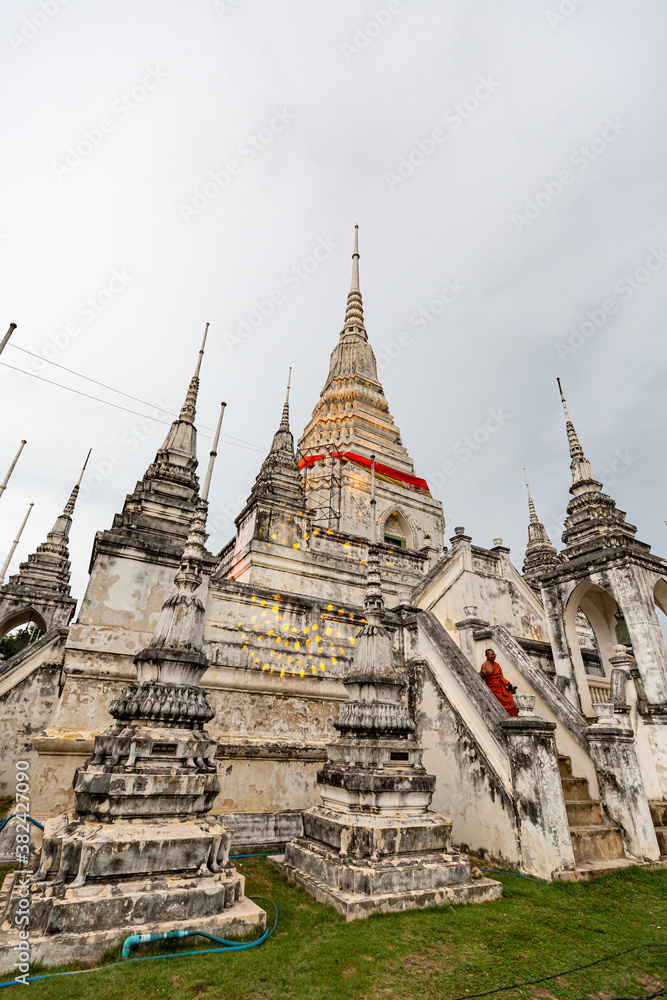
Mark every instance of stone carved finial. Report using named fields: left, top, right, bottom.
left=515, top=693, right=536, bottom=717
left=591, top=702, right=619, bottom=726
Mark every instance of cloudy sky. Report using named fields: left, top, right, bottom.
left=1, top=0, right=666, bottom=602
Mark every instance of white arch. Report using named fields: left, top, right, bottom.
left=0, top=607, right=47, bottom=644
left=380, top=506, right=414, bottom=549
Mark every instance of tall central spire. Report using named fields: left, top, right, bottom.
left=299, top=225, right=415, bottom=474
left=557, top=379, right=602, bottom=496
left=343, top=225, right=366, bottom=335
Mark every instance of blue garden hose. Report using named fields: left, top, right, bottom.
left=0, top=814, right=44, bottom=833
left=0, top=895, right=277, bottom=990
left=122, top=894, right=278, bottom=959
left=479, top=867, right=549, bottom=884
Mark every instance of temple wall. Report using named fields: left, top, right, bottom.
left=416, top=541, right=550, bottom=645
left=0, top=659, right=62, bottom=799
left=406, top=659, right=520, bottom=867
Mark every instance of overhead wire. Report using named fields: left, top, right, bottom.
left=0, top=360, right=265, bottom=454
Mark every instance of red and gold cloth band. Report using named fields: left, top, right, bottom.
left=298, top=451, right=431, bottom=496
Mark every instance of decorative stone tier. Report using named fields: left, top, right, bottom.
left=0, top=811, right=266, bottom=971
left=72, top=723, right=219, bottom=820
left=109, top=678, right=215, bottom=727
left=334, top=675, right=414, bottom=737
left=317, top=738, right=435, bottom=815
left=0, top=867, right=264, bottom=970
left=271, top=808, right=501, bottom=920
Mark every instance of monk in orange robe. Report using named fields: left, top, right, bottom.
left=480, top=649, right=518, bottom=717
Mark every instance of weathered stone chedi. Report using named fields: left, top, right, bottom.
left=272, top=461, right=502, bottom=918
left=0, top=368, right=265, bottom=970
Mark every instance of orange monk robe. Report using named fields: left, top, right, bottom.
left=480, top=661, right=518, bottom=717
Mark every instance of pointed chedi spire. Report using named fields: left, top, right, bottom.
left=557, top=378, right=602, bottom=496
left=343, top=225, right=366, bottom=336
left=553, top=382, right=638, bottom=560
left=109, top=324, right=211, bottom=550
left=154, top=323, right=208, bottom=473
left=279, top=366, right=292, bottom=432
left=1, top=451, right=91, bottom=611
left=179, top=323, right=208, bottom=423
left=522, top=468, right=560, bottom=588
left=114, top=401, right=227, bottom=729
left=297, top=226, right=444, bottom=550
left=525, top=468, right=539, bottom=526
left=317, top=224, right=384, bottom=396
left=63, top=448, right=91, bottom=515
left=244, top=369, right=307, bottom=512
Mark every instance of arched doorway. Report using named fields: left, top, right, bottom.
left=0, top=608, right=46, bottom=661
left=382, top=508, right=413, bottom=549
left=564, top=581, right=622, bottom=715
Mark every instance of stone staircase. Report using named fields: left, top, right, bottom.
left=649, top=802, right=667, bottom=856
left=558, top=754, right=627, bottom=871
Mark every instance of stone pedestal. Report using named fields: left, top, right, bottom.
left=502, top=707, right=576, bottom=877
left=272, top=534, right=502, bottom=919
left=587, top=705, right=661, bottom=861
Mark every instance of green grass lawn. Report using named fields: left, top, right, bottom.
left=1, top=860, right=665, bottom=1000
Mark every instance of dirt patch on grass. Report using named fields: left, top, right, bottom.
left=404, top=952, right=443, bottom=975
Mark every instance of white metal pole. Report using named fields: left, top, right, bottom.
left=0, top=502, right=34, bottom=584
left=0, top=440, right=27, bottom=500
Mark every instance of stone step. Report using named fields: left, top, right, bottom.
left=570, top=825, right=626, bottom=864
left=573, top=858, right=640, bottom=879
left=561, top=776, right=591, bottom=801
left=557, top=755, right=573, bottom=779
left=565, top=799, right=603, bottom=826
left=649, top=801, right=667, bottom=827
left=654, top=828, right=667, bottom=855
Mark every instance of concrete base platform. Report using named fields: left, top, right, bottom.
left=269, top=854, right=502, bottom=921
left=0, top=874, right=265, bottom=972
